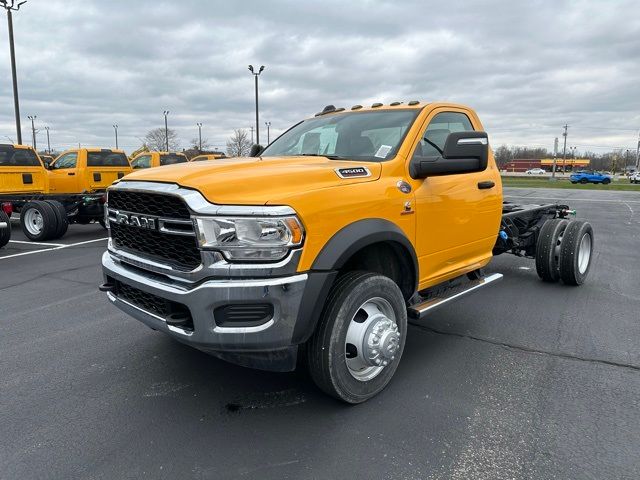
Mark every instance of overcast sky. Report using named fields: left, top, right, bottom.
left=1, top=0, right=639, bottom=155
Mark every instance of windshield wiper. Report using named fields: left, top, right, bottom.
left=299, top=153, right=347, bottom=160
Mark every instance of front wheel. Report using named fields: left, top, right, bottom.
left=580, top=178, right=589, bottom=184
left=306, top=271, right=407, bottom=404
left=602, top=178, right=611, bottom=185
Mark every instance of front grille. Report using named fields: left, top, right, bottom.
left=108, top=190, right=191, bottom=219
left=110, top=222, right=201, bottom=271
left=114, top=280, right=193, bottom=330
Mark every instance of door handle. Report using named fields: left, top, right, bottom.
left=68, top=172, right=75, bottom=176
left=477, top=180, right=495, bottom=189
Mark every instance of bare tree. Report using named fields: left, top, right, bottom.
left=226, top=129, right=252, bottom=157
left=189, top=137, right=211, bottom=152
left=144, top=127, right=179, bottom=151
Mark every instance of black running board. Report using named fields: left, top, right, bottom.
left=408, top=273, right=503, bottom=319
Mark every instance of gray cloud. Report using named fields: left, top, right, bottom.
left=0, top=0, right=638, bottom=154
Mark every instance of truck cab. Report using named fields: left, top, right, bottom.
left=130, top=151, right=189, bottom=169
left=48, top=148, right=132, bottom=193
left=190, top=153, right=227, bottom=161
left=0, top=144, right=49, bottom=195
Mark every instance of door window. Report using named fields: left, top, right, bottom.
left=160, top=153, right=187, bottom=166
left=418, top=112, right=474, bottom=156
left=131, top=155, right=151, bottom=169
left=52, top=153, right=78, bottom=169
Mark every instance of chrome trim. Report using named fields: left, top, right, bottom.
left=108, top=241, right=205, bottom=276
left=107, top=208, right=196, bottom=237
left=409, top=273, right=503, bottom=318
left=457, top=137, right=488, bottom=145
left=0, top=221, right=8, bottom=229
left=106, top=291, right=194, bottom=337
left=334, top=166, right=372, bottom=179
left=213, top=319, right=275, bottom=334
left=110, top=181, right=296, bottom=216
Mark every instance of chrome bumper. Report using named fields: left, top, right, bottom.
left=102, top=251, right=308, bottom=354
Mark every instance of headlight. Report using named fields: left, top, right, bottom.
left=194, top=216, right=304, bottom=261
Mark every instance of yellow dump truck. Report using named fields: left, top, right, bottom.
left=100, top=101, right=593, bottom=403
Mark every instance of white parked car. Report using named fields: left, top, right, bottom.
left=629, top=172, right=640, bottom=184
left=526, top=168, right=546, bottom=175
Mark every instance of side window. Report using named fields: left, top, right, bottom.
left=52, top=153, right=78, bottom=169
left=418, top=112, right=474, bottom=157
left=160, top=154, right=187, bottom=166
left=131, top=155, right=151, bottom=169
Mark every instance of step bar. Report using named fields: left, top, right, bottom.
left=408, top=273, right=503, bottom=319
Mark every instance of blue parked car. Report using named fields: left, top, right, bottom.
left=570, top=171, right=612, bottom=184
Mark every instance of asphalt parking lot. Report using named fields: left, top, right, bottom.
left=1, top=187, right=639, bottom=479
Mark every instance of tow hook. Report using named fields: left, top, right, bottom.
left=98, top=282, right=115, bottom=292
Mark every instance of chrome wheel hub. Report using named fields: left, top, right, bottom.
left=345, top=297, right=400, bottom=382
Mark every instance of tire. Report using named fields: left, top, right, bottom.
left=45, top=200, right=69, bottom=239
left=306, top=271, right=408, bottom=404
left=20, top=200, right=59, bottom=241
left=559, top=221, right=594, bottom=286
left=0, top=210, right=11, bottom=248
left=579, top=178, right=588, bottom=184
left=535, top=218, right=569, bottom=282
left=602, top=178, right=611, bottom=185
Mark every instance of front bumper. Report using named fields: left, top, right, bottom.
left=102, top=251, right=325, bottom=371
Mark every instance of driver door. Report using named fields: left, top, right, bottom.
left=48, top=152, right=80, bottom=193
left=411, top=109, right=502, bottom=287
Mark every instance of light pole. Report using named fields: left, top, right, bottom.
left=27, top=115, right=36, bottom=149
left=163, top=110, right=169, bottom=151
left=113, top=124, right=118, bottom=149
left=264, top=121, right=271, bottom=144
left=44, top=126, right=50, bottom=153
left=248, top=65, right=265, bottom=145
left=1, top=0, right=26, bottom=145
left=196, top=122, right=202, bottom=151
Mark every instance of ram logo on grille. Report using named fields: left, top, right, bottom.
left=115, top=211, right=157, bottom=230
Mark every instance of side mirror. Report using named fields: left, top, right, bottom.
left=410, top=131, right=489, bottom=179
left=249, top=144, right=264, bottom=157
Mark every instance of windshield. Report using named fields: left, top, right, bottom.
left=261, top=109, right=420, bottom=162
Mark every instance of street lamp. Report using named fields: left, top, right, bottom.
left=196, top=122, right=202, bottom=151
left=248, top=65, right=265, bottom=145
left=163, top=110, right=170, bottom=151
left=27, top=115, right=36, bottom=149
left=264, top=121, right=271, bottom=144
left=113, top=124, right=118, bottom=149
left=1, top=0, right=26, bottom=145
left=44, top=126, right=50, bottom=153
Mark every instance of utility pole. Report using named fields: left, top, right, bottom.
left=248, top=65, right=265, bottom=145
left=113, top=124, right=118, bottom=149
left=44, top=126, right=50, bottom=153
left=163, top=110, right=170, bottom=151
left=265, top=121, right=271, bottom=144
left=551, top=137, right=559, bottom=179
left=196, top=122, right=202, bottom=151
left=561, top=124, right=568, bottom=174
left=2, top=0, right=26, bottom=145
left=27, top=115, right=36, bottom=149
left=636, top=130, right=640, bottom=169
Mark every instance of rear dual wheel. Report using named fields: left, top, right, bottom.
left=20, top=200, right=68, bottom=241
left=536, top=219, right=593, bottom=285
left=0, top=210, right=11, bottom=248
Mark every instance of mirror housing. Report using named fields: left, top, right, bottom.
left=249, top=144, right=264, bottom=157
left=410, top=131, right=489, bottom=179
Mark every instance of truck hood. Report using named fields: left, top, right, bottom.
left=119, top=156, right=381, bottom=205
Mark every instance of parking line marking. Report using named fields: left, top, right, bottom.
left=505, top=194, right=640, bottom=204
left=0, top=237, right=108, bottom=261
left=9, top=240, right=66, bottom=247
